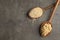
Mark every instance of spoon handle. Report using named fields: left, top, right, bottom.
left=43, top=1, right=60, bottom=11
left=43, top=3, right=55, bottom=11
left=48, top=0, right=59, bottom=22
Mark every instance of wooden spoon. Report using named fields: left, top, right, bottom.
left=40, top=0, right=60, bottom=37
left=28, top=2, right=57, bottom=23
left=28, top=2, right=60, bottom=19
left=28, top=5, right=53, bottom=19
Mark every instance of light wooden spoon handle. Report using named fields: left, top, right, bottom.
left=43, top=1, right=60, bottom=11
left=49, top=0, right=60, bottom=22
left=43, top=3, right=55, bottom=11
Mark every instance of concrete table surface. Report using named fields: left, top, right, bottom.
left=0, top=0, right=60, bottom=40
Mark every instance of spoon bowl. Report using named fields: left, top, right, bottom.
left=40, top=21, right=52, bottom=37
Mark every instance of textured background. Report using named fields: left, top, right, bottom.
left=0, top=0, right=60, bottom=40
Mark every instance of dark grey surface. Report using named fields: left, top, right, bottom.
left=0, top=0, right=60, bottom=40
